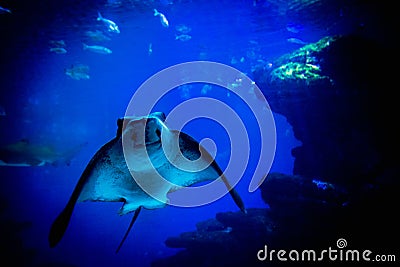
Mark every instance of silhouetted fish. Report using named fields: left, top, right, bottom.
left=0, top=139, right=86, bottom=167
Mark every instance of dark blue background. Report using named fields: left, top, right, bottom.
left=0, top=0, right=385, bottom=266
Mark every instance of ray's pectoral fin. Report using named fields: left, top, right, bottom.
left=179, top=131, right=247, bottom=214
left=48, top=201, right=75, bottom=247
left=48, top=167, right=91, bottom=248
left=48, top=137, right=119, bottom=248
left=115, top=206, right=142, bottom=253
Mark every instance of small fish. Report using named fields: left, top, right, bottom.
left=97, top=12, right=120, bottom=34
left=227, top=78, right=243, bottom=90
left=179, top=84, right=192, bottom=99
left=175, top=34, right=191, bottom=42
left=49, top=40, right=66, bottom=48
left=65, top=64, right=90, bottom=80
left=286, top=25, right=301, bottom=34
left=84, top=30, right=111, bottom=42
left=69, top=64, right=89, bottom=73
left=65, top=72, right=90, bottom=80
left=154, top=9, right=169, bottom=27
left=230, top=56, right=245, bottom=65
left=148, top=43, right=153, bottom=56
left=83, top=43, right=112, bottom=54
left=200, top=84, right=212, bottom=95
left=50, top=47, right=67, bottom=54
left=287, top=38, right=308, bottom=45
left=230, top=57, right=238, bottom=65
left=175, top=24, right=191, bottom=34
left=0, top=6, right=11, bottom=14
left=0, top=139, right=86, bottom=167
left=65, top=71, right=90, bottom=81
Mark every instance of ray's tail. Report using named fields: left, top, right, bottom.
left=218, top=173, right=247, bottom=213
left=115, top=206, right=142, bottom=253
left=228, top=187, right=247, bottom=214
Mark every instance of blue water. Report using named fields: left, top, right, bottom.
left=0, top=0, right=372, bottom=266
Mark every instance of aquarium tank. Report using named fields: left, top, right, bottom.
left=0, top=0, right=398, bottom=266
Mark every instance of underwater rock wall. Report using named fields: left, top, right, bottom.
left=152, top=172, right=397, bottom=267
left=152, top=208, right=273, bottom=267
left=253, top=34, right=398, bottom=188
left=250, top=34, right=399, bottom=261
